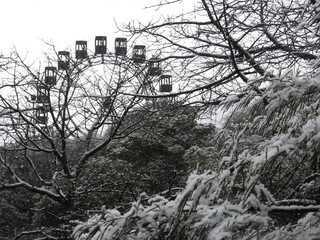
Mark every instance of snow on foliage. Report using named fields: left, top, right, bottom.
left=261, top=212, right=320, bottom=240
left=72, top=60, right=320, bottom=240
left=73, top=171, right=271, bottom=240
left=72, top=2, right=320, bottom=239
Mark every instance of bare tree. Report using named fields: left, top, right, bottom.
left=71, top=1, right=320, bottom=238
left=1, top=0, right=320, bottom=238
left=121, top=0, right=317, bottom=108
left=122, top=0, right=320, bottom=212
left=0, top=39, right=181, bottom=237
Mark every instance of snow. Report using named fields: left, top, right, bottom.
left=72, top=41, right=320, bottom=240
left=224, top=95, right=239, bottom=103
left=295, top=21, right=308, bottom=31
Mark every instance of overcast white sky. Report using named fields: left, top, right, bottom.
left=0, top=0, right=192, bottom=56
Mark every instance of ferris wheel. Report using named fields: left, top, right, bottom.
left=29, top=36, right=174, bottom=125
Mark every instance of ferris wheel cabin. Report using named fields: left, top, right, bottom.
left=132, top=45, right=146, bottom=63
left=115, top=38, right=127, bottom=56
left=58, top=51, right=70, bottom=70
left=95, top=36, right=107, bottom=55
left=159, top=75, right=173, bottom=92
left=75, top=41, right=88, bottom=59
left=149, top=58, right=162, bottom=76
left=35, top=107, right=48, bottom=124
left=44, top=67, right=57, bottom=85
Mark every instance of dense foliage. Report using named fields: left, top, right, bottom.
left=76, top=104, right=216, bottom=209
left=72, top=53, right=320, bottom=240
left=72, top=0, right=320, bottom=239
left=0, top=99, right=216, bottom=238
left=1, top=0, right=320, bottom=239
